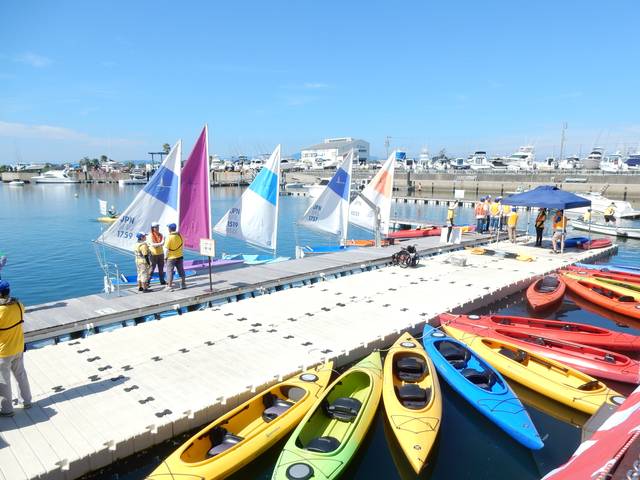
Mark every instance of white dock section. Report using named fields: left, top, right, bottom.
left=0, top=241, right=615, bottom=480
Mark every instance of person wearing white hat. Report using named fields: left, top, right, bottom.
left=148, top=221, right=166, bottom=285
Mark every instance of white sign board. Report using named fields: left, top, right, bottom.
left=199, top=238, right=216, bottom=257
left=454, top=189, right=465, bottom=199
left=439, top=227, right=462, bottom=244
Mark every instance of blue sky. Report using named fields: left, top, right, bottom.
left=1, top=0, right=639, bottom=163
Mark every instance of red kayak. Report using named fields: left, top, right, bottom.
left=561, top=274, right=640, bottom=321
left=526, top=274, right=566, bottom=311
left=565, top=265, right=640, bottom=285
left=387, top=227, right=441, bottom=239
left=541, top=385, right=639, bottom=480
left=437, top=313, right=640, bottom=352
left=439, top=313, right=640, bottom=384
left=578, top=238, right=613, bottom=250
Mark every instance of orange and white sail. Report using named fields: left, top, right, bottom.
left=349, top=151, right=396, bottom=235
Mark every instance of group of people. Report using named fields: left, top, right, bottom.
left=472, top=196, right=520, bottom=242
left=534, top=208, right=568, bottom=253
left=134, top=223, right=187, bottom=292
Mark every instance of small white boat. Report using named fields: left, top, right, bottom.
left=599, top=152, right=628, bottom=173
left=582, top=147, right=604, bottom=169
left=506, top=146, right=536, bottom=171
left=570, top=219, right=640, bottom=239
left=8, top=180, right=25, bottom=187
left=31, top=169, right=80, bottom=184
left=570, top=192, right=640, bottom=219
left=118, top=173, right=147, bottom=186
left=468, top=151, right=492, bottom=170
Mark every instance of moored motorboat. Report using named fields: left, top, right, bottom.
left=561, top=274, right=640, bottom=321
left=439, top=314, right=640, bottom=384
left=443, top=313, right=640, bottom=352
left=8, top=180, right=25, bottom=187
left=148, top=362, right=333, bottom=480
left=526, top=274, right=566, bottom=311
left=570, top=219, right=640, bottom=239
left=383, top=333, right=442, bottom=474
left=442, top=325, right=625, bottom=415
left=421, top=325, right=543, bottom=450
left=271, top=352, right=382, bottom=480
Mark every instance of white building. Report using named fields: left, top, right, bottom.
left=300, top=137, right=369, bottom=168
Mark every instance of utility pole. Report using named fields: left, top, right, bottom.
left=559, top=122, right=567, bottom=162
left=384, top=136, right=391, bottom=159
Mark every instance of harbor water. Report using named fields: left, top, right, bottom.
left=2, top=183, right=639, bottom=479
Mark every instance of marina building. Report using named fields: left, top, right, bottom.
left=301, top=137, right=370, bottom=167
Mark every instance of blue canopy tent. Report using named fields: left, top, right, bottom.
left=501, top=185, right=592, bottom=251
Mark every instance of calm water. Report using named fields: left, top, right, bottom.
left=3, top=183, right=640, bottom=479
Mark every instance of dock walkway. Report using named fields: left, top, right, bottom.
left=1, top=239, right=615, bottom=480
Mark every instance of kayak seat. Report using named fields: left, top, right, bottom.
left=207, top=427, right=244, bottom=457
left=437, top=341, right=471, bottom=369
left=537, top=276, right=559, bottom=293
left=306, top=436, right=341, bottom=453
left=282, top=386, right=306, bottom=402
left=324, top=397, right=362, bottom=422
left=461, top=368, right=496, bottom=390
left=603, top=353, right=616, bottom=363
left=578, top=380, right=601, bottom=391
left=262, top=393, right=294, bottom=422
left=499, top=348, right=527, bottom=363
left=395, top=356, right=426, bottom=382
left=498, top=318, right=513, bottom=325
left=396, top=384, right=431, bottom=409
left=592, top=287, right=615, bottom=298
left=618, top=295, right=635, bottom=303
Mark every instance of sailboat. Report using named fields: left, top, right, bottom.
left=213, top=145, right=288, bottom=263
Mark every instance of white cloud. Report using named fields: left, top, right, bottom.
left=0, top=120, right=142, bottom=147
left=15, top=52, right=52, bottom=68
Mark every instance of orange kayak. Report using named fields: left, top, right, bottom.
left=526, top=274, right=566, bottom=311
left=561, top=274, right=640, bottom=321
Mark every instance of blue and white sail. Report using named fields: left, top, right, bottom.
left=299, top=150, right=353, bottom=244
left=214, top=144, right=281, bottom=250
left=97, top=141, right=182, bottom=252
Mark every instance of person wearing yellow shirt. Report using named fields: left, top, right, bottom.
left=583, top=209, right=592, bottom=223
left=135, top=232, right=151, bottom=292
left=603, top=202, right=616, bottom=224
left=552, top=209, right=567, bottom=253
left=490, top=197, right=501, bottom=232
left=446, top=201, right=458, bottom=242
left=501, top=202, right=511, bottom=232
left=507, top=207, right=519, bottom=243
left=148, top=222, right=166, bottom=285
left=165, top=223, right=187, bottom=290
left=0, top=280, right=31, bottom=417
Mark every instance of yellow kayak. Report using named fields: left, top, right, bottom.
left=442, top=325, right=624, bottom=414
left=382, top=333, right=441, bottom=474
left=97, top=216, right=118, bottom=223
left=148, top=362, right=333, bottom=480
left=562, top=271, right=640, bottom=301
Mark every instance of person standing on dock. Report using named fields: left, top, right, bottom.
left=490, top=197, right=501, bottom=232
left=551, top=209, right=567, bottom=253
left=501, top=201, right=510, bottom=232
left=507, top=207, right=519, bottom=243
left=583, top=208, right=592, bottom=223
left=135, top=233, right=151, bottom=292
left=165, top=223, right=187, bottom=290
left=0, top=280, right=31, bottom=416
left=474, top=198, right=485, bottom=233
left=446, top=201, right=458, bottom=242
left=534, top=208, right=547, bottom=247
left=148, top=222, right=166, bottom=285
left=603, top=202, right=616, bottom=224
left=483, top=196, right=491, bottom=233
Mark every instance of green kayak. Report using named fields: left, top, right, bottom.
left=271, top=351, right=383, bottom=480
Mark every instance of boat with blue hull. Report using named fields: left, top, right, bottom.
left=421, top=325, right=543, bottom=450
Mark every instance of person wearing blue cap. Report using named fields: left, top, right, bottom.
left=134, top=232, right=151, bottom=292
left=0, top=280, right=32, bottom=416
left=165, top=223, right=187, bottom=290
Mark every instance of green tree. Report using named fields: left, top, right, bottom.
left=100, top=155, right=108, bottom=163
left=162, top=143, right=170, bottom=154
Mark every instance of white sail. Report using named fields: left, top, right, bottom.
left=299, top=150, right=353, bottom=243
left=349, top=151, right=396, bottom=235
left=96, top=141, right=182, bottom=253
left=214, top=144, right=281, bottom=250
left=98, top=199, right=108, bottom=216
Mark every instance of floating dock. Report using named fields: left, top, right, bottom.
left=1, top=237, right=616, bottom=480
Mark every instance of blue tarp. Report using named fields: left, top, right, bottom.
left=502, top=185, right=591, bottom=210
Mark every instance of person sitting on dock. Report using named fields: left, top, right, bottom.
left=507, top=207, right=519, bottom=243
left=534, top=208, right=547, bottom=247
left=446, top=201, right=459, bottom=242
left=0, top=280, right=32, bottom=417
left=135, top=232, right=151, bottom=292
left=551, top=209, right=567, bottom=253
left=148, top=222, right=166, bottom=285
left=603, top=202, right=616, bottom=224
left=474, top=198, right=485, bottom=233
left=490, top=197, right=501, bottom=232
left=165, top=223, right=187, bottom=290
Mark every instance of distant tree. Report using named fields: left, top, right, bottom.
left=100, top=155, right=108, bottom=163
left=125, top=161, right=135, bottom=170
left=162, top=143, right=170, bottom=154
left=90, top=158, right=100, bottom=169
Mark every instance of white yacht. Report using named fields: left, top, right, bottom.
left=535, top=157, right=557, bottom=171
left=31, top=169, right=80, bottom=184
left=599, top=152, right=628, bottom=173
left=558, top=155, right=581, bottom=170
left=118, top=173, right=147, bottom=186
left=418, top=148, right=430, bottom=169
left=582, top=147, right=604, bottom=169
left=8, top=180, right=25, bottom=187
left=467, top=151, right=492, bottom=170
left=626, top=152, right=640, bottom=171
left=506, top=146, right=535, bottom=171
left=569, top=192, right=640, bottom=219
left=450, top=157, right=471, bottom=170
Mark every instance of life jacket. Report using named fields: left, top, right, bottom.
left=135, top=242, right=150, bottom=265
left=553, top=214, right=566, bottom=230
left=535, top=212, right=546, bottom=228
left=474, top=203, right=484, bottom=217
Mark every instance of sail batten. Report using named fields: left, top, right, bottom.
left=299, top=150, right=353, bottom=243
left=96, top=141, right=182, bottom=252
left=213, top=144, right=281, bottom=250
